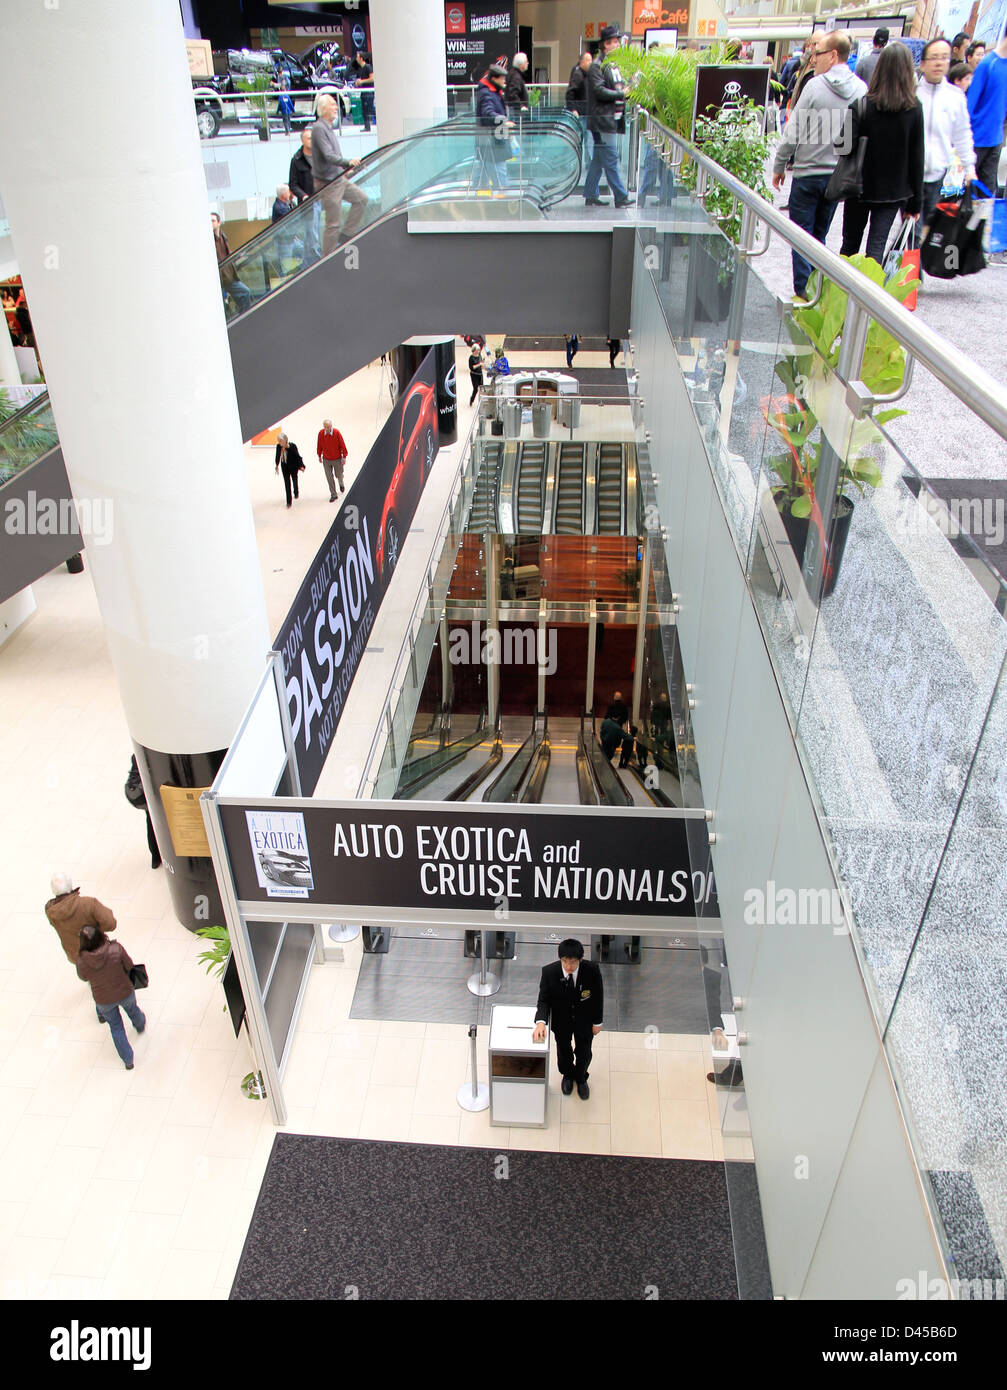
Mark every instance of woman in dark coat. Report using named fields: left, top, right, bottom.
left=839, top=42, right=924, bottom=264
left=476, top=64, right=512, bottom=189
left=275, top=432, right=306, bottom=507
left=77, top=926, right=146, bottom=1069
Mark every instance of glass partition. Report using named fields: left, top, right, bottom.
left=0, top=391, right=58, bottom=487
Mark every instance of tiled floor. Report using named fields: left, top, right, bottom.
left=0, top=344, right=734, bottom=1302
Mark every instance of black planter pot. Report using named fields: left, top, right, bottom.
left=257, top=123, right=270, bottom=142
left=65, top=553, right=84, bottom=574
left=778, top=496, right=854, bottom=598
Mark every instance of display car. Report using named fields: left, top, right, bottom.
left=376, top=381, right=438, bottom=579
left=257, top=848, right=313, bottom=889
left=191, top=47, right=343, bottom=139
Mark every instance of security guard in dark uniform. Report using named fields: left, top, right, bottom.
left=532, top=938, right=604, bottom=1099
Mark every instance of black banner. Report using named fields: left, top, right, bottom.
left=692, top=65, right=770, bottom=139
left=273, top=351, right=440, bottom=795
left=220, top=800, right=712, bottom=922
left=444, top=1, right=516, bottom=86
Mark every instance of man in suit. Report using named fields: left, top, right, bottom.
left=532, top=938, right=603, bottom=1099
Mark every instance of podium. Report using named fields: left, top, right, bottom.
left=488, top=1005, right=549, bottom=1128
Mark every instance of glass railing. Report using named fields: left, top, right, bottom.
left=0, top=391, right=58, bottom=488
left=634, top=111, right=1007, bottom=1288
left=1, top=113, right=583, bottom=486
left=219, top=111, right=583, bottom=316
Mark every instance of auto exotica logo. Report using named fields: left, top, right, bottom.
left=246, top=810, right=314, bottom=898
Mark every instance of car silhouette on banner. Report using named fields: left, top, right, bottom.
left=376, top=381, right=438, bottom=579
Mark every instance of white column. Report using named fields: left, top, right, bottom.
left=0, top=0, right=269, bottom=756
left=369, top=0, right=449, bottom=142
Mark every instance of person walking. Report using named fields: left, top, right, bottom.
left=607, top=336, right=621, bottom=368
left=475, top=64, right=513, bottom=190
left=855, top=27, right=889, bottom=86
left=505, top=53, right=530, bottom=114
left=45, top=875, right=119, bottom=1023
left=352, top=50, right=375, bottom=132
left=275, top=432, right=305, bottom=506
left=565, top=50, right=592, bottom=116
left=76, top=926, right=146, bottom=1070
left=584, top=24, right=633, bottom=208
left=772, top=32, right=867, bottom=297
left=966, top=25, right=1007, bottom=215
left=564, top=332, right=579, bottom=367
left=917, top=39, right=975, bottom=246
left=311, top=94, right=367, bottom=255
left=317, top=418, right=348, bottom=501
left=276, top=73, right=294, bottom=134
left=532, top=939, right=603, bottom=1100
left=468, top=344, right=483, bottom=405
left=839, top=43, right=924, bottom=265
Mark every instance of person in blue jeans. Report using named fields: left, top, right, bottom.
left=771, top=32, right=867, bottom=295
left=76, top=926, right=146, bottom=1070
left=584, top=25, right=633, bottom=207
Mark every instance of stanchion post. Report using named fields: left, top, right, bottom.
left=467, top=929, right=501, bottom=996
left=456, top=1022, right=489, bottom=1111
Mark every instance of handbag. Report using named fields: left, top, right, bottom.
left=920, top=187, right=986, bottom=279
left=825, top=98, right=868, bottom=203
left=883, top=218, right=919, bottom=310
left=129, top=963, right=149, bottom=990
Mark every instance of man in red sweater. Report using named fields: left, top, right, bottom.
left=317, top=418, right=348, bottom=501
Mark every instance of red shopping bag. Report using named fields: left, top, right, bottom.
left=884, top=218, right=919, bottom=309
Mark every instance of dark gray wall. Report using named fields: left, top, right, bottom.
left=1, top=216, right=629, bottom=603
left=0, top=447, right=82, bottom=602
left=230, top=214, right=618, bottom=440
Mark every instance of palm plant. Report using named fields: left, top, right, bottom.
left=0, top=389, right=58, bottom=487
left=619, top=41, right=734, bottom=139
left=236, top=69, right=274, bottom=138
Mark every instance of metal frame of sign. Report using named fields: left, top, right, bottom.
left=202, top=759, right=715, bottom=1122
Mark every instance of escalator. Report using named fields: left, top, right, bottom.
left=552, top=442, right=587, bottom=534
left=596, top=442, right=628, bottom=533
left=2, top=109, right=619, bottom=602
left=394, top=707, right=488, bottom=799
left=515, top=441, right=549, bottom=533
left=467, top=438, right=504, bottom=533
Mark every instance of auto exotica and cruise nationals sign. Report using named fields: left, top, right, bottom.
left=219, top=799, right=715, bottom=929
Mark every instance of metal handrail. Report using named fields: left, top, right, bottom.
left=642, top=111, right=1007, bottom=444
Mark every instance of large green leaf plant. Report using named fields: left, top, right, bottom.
left=764, top=256, right=918, bottom=520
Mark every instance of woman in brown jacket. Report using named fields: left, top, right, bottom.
left=76, top=927, right=146, bottom=1069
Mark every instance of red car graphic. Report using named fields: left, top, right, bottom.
left=376, top=380, right=438, bottom=578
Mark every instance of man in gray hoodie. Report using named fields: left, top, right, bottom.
left=772, top=32, right=868, bottom=296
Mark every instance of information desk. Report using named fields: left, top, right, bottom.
left=489, top=1005, right=549, bottom=1128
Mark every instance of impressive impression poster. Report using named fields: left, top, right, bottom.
left=274, top=351, right=440, bottom=795
left=444, top=1, right=517, bottom=85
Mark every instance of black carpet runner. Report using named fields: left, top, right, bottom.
left=231, top=1134, right=739, bottom=1300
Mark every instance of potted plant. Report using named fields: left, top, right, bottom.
left=236, top=70, right=273, bottom=141
left=195, top=925, right=265, bottom=1099
left=763, top=256, right=917, bottom=594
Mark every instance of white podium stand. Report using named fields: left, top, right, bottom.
left=489, top=1005, right=549, bottom=1129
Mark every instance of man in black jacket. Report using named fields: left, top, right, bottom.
left=565, top=51, right=592, bottom=115
left=505, top=52, right=530, bottom=112
left=532, top=939, right=603, bottom=1099
left=584, top=24, right=632, bottom=207
left=288, top=129, right=320, bottom=266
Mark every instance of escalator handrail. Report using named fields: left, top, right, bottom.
left=217, top=109, right=583, bottom=273
left=448, top=734, right=504, bottom=802
left=583, top=712, right=633, bottom=808
left=576, top=729, right=600, bottom=805
left=482, top=714, right=538, bottom=802
left=396, top=707, right=487, bottom=791
left=521, top=731, right=552, bottom=804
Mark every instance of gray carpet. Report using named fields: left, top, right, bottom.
left=231, top=1134, right=740, bottom=1300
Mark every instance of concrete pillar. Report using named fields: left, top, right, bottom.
left=0, top=1, right=270, bottom=931
left=369, top=0, right=449, bottom=142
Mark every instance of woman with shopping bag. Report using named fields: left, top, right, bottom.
left=839, top=43, right=924, bottom=265
left=76, top=926, right=147, bottom=1070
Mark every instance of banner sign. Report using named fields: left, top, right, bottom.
left=634, top=2, right=690, bottom=35
left=273, top=352, right=440, bottom=796
left=692, top=65, right=770, bottom=140
left=445, top=0, right=516, bottom=86
left=219, top=800, right=714, bottom=925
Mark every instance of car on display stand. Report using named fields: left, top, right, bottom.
left=191, top=47, right=343, bottom=139
left=376, top=381, right=438, bottom=579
